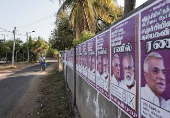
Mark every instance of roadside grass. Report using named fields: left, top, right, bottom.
left=0, top=62, right=36, bottom=71
left=33, top=67, right=73, bottom=118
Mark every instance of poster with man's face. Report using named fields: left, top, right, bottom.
left=67, top=49, right=73, bottom=70
left=96, top=29, right=110, bottom=99
left=88, top=37, right=96, bottom=88
left=82, top=41, right=88, bottom=81
left=110, top=14, right=138, bottom=118
left=140, top=0, right=170, bottom=117
left=77, top=44, right=83, bottom=77
left=76, top=46, right=79, bottom=73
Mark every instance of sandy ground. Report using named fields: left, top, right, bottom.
left=8, top=63, right=57, bottom=118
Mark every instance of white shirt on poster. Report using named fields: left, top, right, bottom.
left=164, top=99, right=170, bottom=112
left=102, top=73, right=109, bottom=92
left=120, top=80, right=136, bottom=94
left=91, top=68, right=95, bottom=83
left=88, top=68, right=92, bottom=81
left=141, top=84, right=167, bottom=109
left=96, top=71, right=101, bottom=78
left=110, top=75, right=119, bottom=86
left=96, top=71, right=103, bottom=88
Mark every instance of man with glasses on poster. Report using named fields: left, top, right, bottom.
left=88, top=56, right=92, bottom=81
left=141, top=52, right=168, bottom=110
left=83, top=56, right=88, bottom=77
left=91, top=56, right=96, bottom=83
left=102, top=56, right=109, bottom=92
left=120, top=53, right=136, bottom=94
left=96, top=56, right=103, bottom=88
left=111, top=54, right=120, bottom=86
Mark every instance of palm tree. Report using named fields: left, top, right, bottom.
left=124, top=0, right=136, bottom=16
left=56, top=0, right=123, bottom=39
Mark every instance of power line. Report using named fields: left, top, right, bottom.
left=0, top=27, right=12, bottom=33
left=17, top=12, right=56, bottom=28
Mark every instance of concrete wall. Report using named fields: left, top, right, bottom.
left=76, top=74, right=129, bottom=118
left=66, top=66, right=74, bottom=96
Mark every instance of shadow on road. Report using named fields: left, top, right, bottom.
left=0, top=61, right=57, bottom=118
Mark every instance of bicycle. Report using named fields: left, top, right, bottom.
left=40, top=61, right=46, bottom=72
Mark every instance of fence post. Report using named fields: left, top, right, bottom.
left=73, top=46, right=76, bottom=105
left=57, top=54, right=59, bottom=72
left=62, top=53, right=64, bottom=78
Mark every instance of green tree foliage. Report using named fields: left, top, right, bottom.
left=47, top=47, right=59, bottom=58
left=4, top=38, right=23, bottom=61
left=0, top=36, right=49, bottom=62
left=34, top=36, right=49, bottom=53
left=72, top=30, right=94, bottom=46
left=50, top=16, right=74, bottom=51
left=0, top=40, right=9, bottom=59
left=28, top=36, right=49, bottom=61
left=57, top=0, right=123, bottom=39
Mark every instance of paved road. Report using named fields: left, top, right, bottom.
left=0, top=59, right=57, bottom=118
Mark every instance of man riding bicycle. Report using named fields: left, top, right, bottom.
left=39, top=55, right=46, bottom=71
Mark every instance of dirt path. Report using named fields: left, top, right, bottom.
left=8, top=63, right=57, bottom=118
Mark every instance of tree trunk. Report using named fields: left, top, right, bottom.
left=124, top=0, right=136, bottom=16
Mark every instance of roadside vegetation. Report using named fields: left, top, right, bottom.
left=32, top=67, right=73, bottom=118
left=0, top=62, right=36, bottom=72
left=0, top=36, right=58, bottom=63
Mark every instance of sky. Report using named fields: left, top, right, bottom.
left=0, top=0, right=147, bottom=43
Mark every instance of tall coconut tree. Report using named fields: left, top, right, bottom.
left=56, top=0, right=123, bottom=39
left=124, top=0, right=136, bottom=16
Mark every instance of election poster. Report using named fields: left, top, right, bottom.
left=76, top=46, right=79, bottom=74
left=140, top=0, right=170, bottom=117
left=96, top=29, right=110, bottom=99
left=77, top=44, right=83, bottom=77
left=66, top=50, right=69, bottom=67
left=82, top=41, right=88, bottom=81
left=110, top=14, right=139, bottom=118
left=67, top=48, right=73, bottom=70
left=88, top=37, right=96, bottom=88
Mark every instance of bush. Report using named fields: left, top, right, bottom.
left=47, top=48, right=59, bottom=58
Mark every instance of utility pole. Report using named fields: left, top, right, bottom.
left=12, top=27, right=16, bottom=65
left=26, top=31, right=35, bottom=62
left=3, top=35, right=6, bottom=42
left=1, top=34, right=7, bottom=43
left=26, top=32, right=29, bottom=62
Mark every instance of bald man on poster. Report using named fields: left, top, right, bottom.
left=110, top=54, right=120, bottom=86
left=96, top=56, right=103, bottom=88
left=141, top=52, right=169, bottom=110
left=102, top=56, right=109, bottom=92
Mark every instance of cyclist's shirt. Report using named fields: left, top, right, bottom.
left=40, top=57, right=45, bottom=62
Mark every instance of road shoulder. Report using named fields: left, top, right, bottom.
left=8, top=63, right=57, bottom=118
